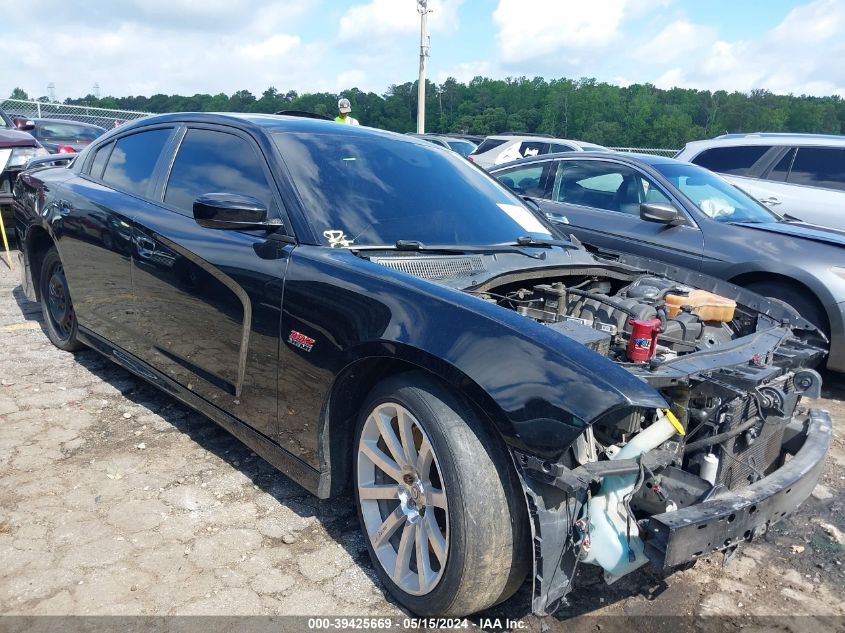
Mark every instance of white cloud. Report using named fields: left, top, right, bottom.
left=1, top=4, right=325, bottom=99
left=633, top=20, right=717, bottom=65
left=337, top=69, right=368, bottom=91
left=338, top=0, right=463, bottom=44
left=656, top=0, right=845, bottom=96
left=238, top=34, right=301, bottom=60
left=3, top=23, right=315, bottom=99
left=493, top=0, right=629, bottom=65
left=435, top=61, right=495, bottom=84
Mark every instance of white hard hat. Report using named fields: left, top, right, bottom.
left=338, top=98, right=352, bottom=113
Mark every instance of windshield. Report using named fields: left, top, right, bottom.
left=272, top=131, right=555, bottom=247
left=447, top=140, right=476, bottom=157
left=654, top=162, right=780, bottom=224
left=34, top=121, right=104, bottom=143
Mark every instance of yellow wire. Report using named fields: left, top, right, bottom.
left=0, top=211, right=13, bottom=272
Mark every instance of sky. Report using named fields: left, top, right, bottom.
left=2, top=0, right=844, bottom=101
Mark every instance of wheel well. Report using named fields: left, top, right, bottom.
left=321, top=357, right=508, bottom=498
left=729, top=272, right=830, bottom=334
left=26, top=227, right=54, bottom=301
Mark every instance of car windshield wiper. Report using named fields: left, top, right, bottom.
left=348, top=240, right=546, bottom=260
left=507, top=235, right=579, bottom=249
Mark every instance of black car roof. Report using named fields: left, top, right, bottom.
left=121, top=112, right=410, bottom=143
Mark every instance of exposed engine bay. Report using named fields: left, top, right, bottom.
left=471, top=268, right=827, bottom=612
left=475, top=275, right=741, bottom=363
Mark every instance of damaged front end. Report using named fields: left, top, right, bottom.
left=470, top=269, right=832, bottom=615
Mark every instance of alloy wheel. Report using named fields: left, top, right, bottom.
left=357, top=401, right=449, bottom=595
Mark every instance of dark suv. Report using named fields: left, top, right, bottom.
left=0, top=107, right=47, bottom=230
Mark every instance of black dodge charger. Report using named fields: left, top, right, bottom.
left=13, top=113, right=831, bottom=616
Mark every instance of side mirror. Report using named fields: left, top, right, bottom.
left=14, top=117, right=35, bottom=131
left=193, top=193, right=276, bottom=230
left=640, top=202, right=686, bottom=226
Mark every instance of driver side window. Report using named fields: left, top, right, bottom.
left=164, top=128, right=277, bottom=217
left=551, top=161, right=671, bottom=215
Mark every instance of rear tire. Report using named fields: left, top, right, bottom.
left=353, top=372, right=530, bottom=616
left=40, top=246, right=84, bottom=352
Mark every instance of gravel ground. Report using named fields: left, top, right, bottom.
left=0, top=253, right=843, bottom=630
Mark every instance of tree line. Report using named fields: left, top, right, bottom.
left=10, top=77, right=845, bottom=148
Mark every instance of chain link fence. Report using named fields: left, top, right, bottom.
left=609, top=147, right=679, bottom=157
left=0, top=98, right=150, bottom=129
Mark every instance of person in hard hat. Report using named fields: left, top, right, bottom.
left=335, top=98, right=360, bottom=125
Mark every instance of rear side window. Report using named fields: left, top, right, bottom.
left=691, top=145, right=773, bottom=176
left=550, top=143, right=574, bottom=153
left=102, top=129, right=172, bottom=197
left=36, top=122, right=103, bottom=142
left=164, top=128, right=276, bottom=216
left=788, top=147, right=845, bottom=192
left=89, top=142, right=113, bottom=180
left=473, top=138, right=508, bottom=154
left=519, top=142, right=549, bottom=158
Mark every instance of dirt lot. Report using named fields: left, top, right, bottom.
left=0, top=254, right=843, bottom=631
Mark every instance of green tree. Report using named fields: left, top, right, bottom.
left=57, top=76, right=845, bottom=147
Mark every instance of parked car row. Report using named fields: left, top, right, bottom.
left=10, top=112, right=833, bottom=618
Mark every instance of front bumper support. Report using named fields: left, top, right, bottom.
left=644, top=408, right=831, bottom=569
left=518, top=408, right=831, bottom=616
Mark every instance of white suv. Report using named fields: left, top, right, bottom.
left=468, top=134, right=608, bottom=169
left=675, top=134, right=845, bottom=231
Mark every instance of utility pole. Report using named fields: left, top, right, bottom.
left=416, top=0, right=431, bottom=134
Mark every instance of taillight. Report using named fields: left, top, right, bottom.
left=57, top=145, right=76, bottom=154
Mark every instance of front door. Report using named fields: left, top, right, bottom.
left=540, top=159, right=705, bottom=270
left=129, top=125, right=292, bottom=440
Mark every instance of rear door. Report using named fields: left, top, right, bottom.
left=539, top=158, right=705, bottom=269
left=60, top=126, right=174, bottom=351
left=750, top=146, right=845, bottom=229
left=128, top=124, right=293, bottom=439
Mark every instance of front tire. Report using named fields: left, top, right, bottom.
left=744, top=280, right=828, bottom=338
left=354, top=373, right=529, bottom=616
left=40, top=246, right=84, bottom=352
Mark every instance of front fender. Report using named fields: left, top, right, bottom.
left=285, top=247, right=667, bottom=460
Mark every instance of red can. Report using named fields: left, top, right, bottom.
left=627, top=318, right=662, bottom=363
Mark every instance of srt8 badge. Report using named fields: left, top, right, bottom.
left=288, top=330, right=315, bottom=352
